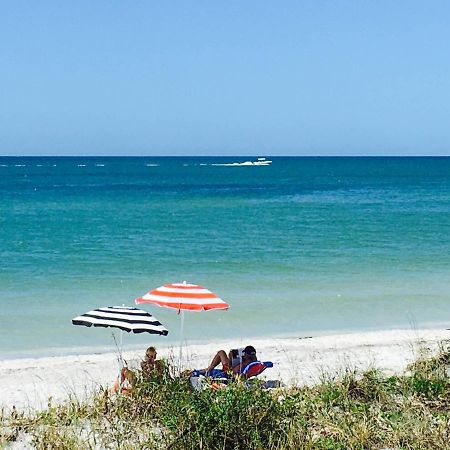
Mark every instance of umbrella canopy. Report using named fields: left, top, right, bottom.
left=135, top=282, right=229, bottom=311
left=72, top=306, right=169, bottom=335
left=136, top=282, right=228, bottom=371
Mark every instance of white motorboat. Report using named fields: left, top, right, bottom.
left=233, top=157, right=272, bottom=166
left=252, top=157, right=272, bottom=166
left=210, top=157, right=272, bottom=167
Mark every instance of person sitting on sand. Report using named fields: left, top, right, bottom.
left=113, top=346, right=166, bottom=394
left=198, top=345, right=258, bottom=377
left=113, top=366, right=135, bottom=395
left=140, top=346, right=166, bottom=379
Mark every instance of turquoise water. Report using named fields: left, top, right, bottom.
left=1, top=157, right=450, bottom=358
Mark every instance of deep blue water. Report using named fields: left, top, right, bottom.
left=1, top=156, right=450, bottom=358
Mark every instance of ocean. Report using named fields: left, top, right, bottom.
left=1, top=156, right=450, bottom=359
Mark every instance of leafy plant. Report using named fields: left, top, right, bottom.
left=2, top=343, right=450, bottom=449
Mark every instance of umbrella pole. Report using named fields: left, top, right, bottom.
left=119, top=329, right=124, bottom=392
left=120, top=304, right=124, bottom=364
left=179, top=310, right=185, bottom=372
left=112, top=330, right=124, bottom=392
left=120, top=329, right=123, bottom=362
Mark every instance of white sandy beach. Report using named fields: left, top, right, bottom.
left=2, top=328, right=450, bottom=413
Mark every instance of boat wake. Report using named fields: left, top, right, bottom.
left=211, top=157, right=272, bottom=167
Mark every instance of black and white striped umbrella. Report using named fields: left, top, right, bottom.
left=72, top=306, right=169, bottom=335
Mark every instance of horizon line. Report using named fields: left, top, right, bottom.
left=1, top=154, right=450, bottom=158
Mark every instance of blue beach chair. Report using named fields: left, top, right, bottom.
left=190, top=361, right=274, bottom=389
left=241, top=361, right=274, bottom=378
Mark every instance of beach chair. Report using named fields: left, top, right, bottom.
left=191, top=361, right=273, bottom=380
left=241, top=361, right=273, bottom=378
left=190, top=361, right=274, bottom=390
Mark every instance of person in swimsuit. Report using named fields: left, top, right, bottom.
left=201, top=345, right=257, bottom=376
left=140, top=346, right=166, bottom=379
left=113, top=346, right=166, bottom=394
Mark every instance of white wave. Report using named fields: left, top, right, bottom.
left=211, top=162, right=250, bottom=166
left=15, top=164, right=26, bottom=167
left=78, top=164, right=86, bottom=167
left=146, top=163, right=159, bottom=167
left=95, top=164, right=105, bottom=167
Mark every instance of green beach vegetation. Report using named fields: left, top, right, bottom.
left=2, top=343, right=450, bottom=449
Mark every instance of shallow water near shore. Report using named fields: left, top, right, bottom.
left=1, top=156, right=450, bottom=358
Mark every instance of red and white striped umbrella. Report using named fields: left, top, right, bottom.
left=135, top=282, right=229, bottom=312
left=136, top=281, right=229, bottom=370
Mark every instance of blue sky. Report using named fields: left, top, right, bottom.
left=1, top=1, right=449, bottom=156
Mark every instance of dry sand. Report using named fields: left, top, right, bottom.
left=2, top=328, right=450, bottom=413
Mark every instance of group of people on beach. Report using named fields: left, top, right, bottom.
left=114, top=344, right=258, bottom=394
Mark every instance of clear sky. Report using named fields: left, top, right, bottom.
left=1, top=1, right=449, bottom=156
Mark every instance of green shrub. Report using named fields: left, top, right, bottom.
left=409, top=372, right=447, bottom=398
left=3, top=342, right=450, bottom=449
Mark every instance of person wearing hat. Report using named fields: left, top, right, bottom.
left=201, top=345, right=257, bottom=376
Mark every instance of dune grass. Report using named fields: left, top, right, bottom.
left=2, top=343, right=450, bottom=449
